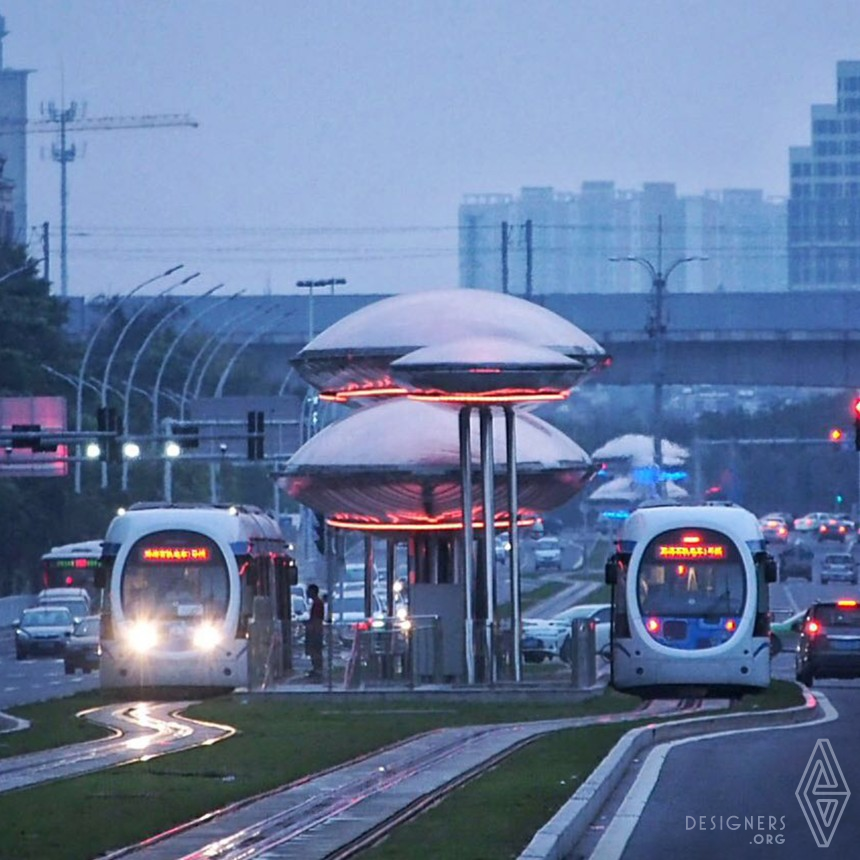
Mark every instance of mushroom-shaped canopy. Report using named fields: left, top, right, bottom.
left=291, top=288, right=607, bottom=398
left=279, top=398, right=594, bottom=528
left=390, top=336, right=588, bottom=401
left=592, top=434, right=689, bottom=469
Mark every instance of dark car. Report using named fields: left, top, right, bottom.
left=817, top=516, right=850, bottom=543
left=777, top=542, right=814, bottom=582
left=63, top=615, right=101, bottom=674
left=796, top=599, right=860, bottom=686
left=14, top=606, right=74, bottom=659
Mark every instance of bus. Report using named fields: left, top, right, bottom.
left=605, top=502, right=776, bottom=698
left=41, top=540, right=103, bottom=606
left=98, top=502, right=296, bottom=692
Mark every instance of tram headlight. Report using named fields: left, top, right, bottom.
left=193, top=623, right=222, bottom=652
left=127, top=621, right=159, bottom=653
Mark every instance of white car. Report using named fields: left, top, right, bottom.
left=522, top=603, right=611, bottom=663
left=329, top=588, right=385, bottom=645
left=533, top=536, right=563, bottom=571
left=820, top=553, right=858, bottom=585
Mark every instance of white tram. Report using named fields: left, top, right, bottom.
left=97, top=502, right=296, bottom=692
left=605, top=502, right=776, bottom=697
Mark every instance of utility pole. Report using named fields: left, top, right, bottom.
left=501, top=221, right=510, bottom=294
left=8, top=102, right=199, bottom=297
left=611, top=216, right=707, bottom=497
left=41, top=221, right=49, bottom=284
left=525, top=219, right=533, bottom=299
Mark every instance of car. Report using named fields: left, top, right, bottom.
left=37, top=587, right=92, bottom=622
left=14, top=606, right=74, bottom=660
left=777, top=541, right=814, bottom=582
left=794, top=512, right=831, bottom=533
left=63, top=615, right=101, bottom=674
left=820, top=552, right=857, bottom=585
left=495, top=533, right=512, bottom=563
left=533, top=536, right=563, bottom=570
left=762, top=511, right=794, bottom=530
left=329, top=589, right=385, bottom=646
left=758, top=516, right=789, bottom=544
left=796, top=598, right=860, bottom=686
left=341, top=563, right=381, bottom=588
left=769, top=609, right=807, bottom=656
left=521, top=603, right=611, bottom=664
left=817, top=516, right=850, bottom=543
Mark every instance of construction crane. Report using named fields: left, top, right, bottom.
left=0, top=101, right=198, bottom=297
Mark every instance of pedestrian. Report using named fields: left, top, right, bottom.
left=305, top=583, right=325, bottom=680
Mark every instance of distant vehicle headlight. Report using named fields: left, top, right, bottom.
left=127, top=621, right=159, bottom=653
left=192, top=623, right=222, bottom=652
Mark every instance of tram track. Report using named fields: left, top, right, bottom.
left=102, top=697, right=706, bottom=860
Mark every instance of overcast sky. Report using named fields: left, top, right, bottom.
left=3, top=0, right=860, bottom=299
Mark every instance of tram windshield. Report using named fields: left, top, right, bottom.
left=637, top=527, right=746, bottom=618
left=120, top=530, right=229, bottom=621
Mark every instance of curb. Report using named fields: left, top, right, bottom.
left=519, top=689, right=820, bottom=860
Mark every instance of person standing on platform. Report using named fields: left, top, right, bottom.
left=305, top=583, right=325, bottom=680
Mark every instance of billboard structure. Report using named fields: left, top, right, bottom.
left=0, top=396, right=68, bottom=477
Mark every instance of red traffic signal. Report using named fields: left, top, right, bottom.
left=854, top=397, right=860, bottom=451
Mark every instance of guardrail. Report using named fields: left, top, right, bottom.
left=0, top=595, right=36, bottom=627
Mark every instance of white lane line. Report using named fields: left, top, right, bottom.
left=589, top=692, right=839, bottom=860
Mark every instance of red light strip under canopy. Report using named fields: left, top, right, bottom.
left=142, top=547, right=211, bottom=562
left=407, top=389, right=569, bottom=405
left=326, top=515, right=537, bottom=532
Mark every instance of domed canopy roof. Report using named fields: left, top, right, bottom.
left=390, top=336, right=588, bottom=399
left=292, top=289, right=607, bottom=397
left=280, top=399, right=594, bottom=527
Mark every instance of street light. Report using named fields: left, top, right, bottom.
left=73, top=263, right=184, bottom=492
left=119, top=282, right=222, bottom=490
left=189, top=303, right=272, bottom=404
left=611, top=217, right=706, bottom=496
left=213, top=307, right=292, bottom=398
left=98, top=271, right=199, bottom=488
left=151, top=289, right=241, bottom=436
left=296, top=278, right=346, bottom=342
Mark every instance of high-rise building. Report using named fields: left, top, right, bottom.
left=788, top=60, right=860, bottom=289
left=459, top=183, right=786, bottom=295
left=0, top=15, right=28, bottom=243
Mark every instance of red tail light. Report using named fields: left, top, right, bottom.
left=805, top=619, right=822, bottom=636
left=354, top=620, right=371, bottom=631
left=725, top=619, right=737, bottom=632
left=837, top=600, right=858, bottom=608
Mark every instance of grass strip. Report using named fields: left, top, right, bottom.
left=0, top=681, right=802, bottom=860
left=358, top=679, right=804, bottom=859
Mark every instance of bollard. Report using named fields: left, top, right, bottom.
left=570, top=618, right=596, bottom=689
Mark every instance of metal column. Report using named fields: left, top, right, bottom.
left=458, top=407, right=475, bottom=684
left=480, top=406, right=496, bottom=684
left=505, top=406, right=522, bottom=681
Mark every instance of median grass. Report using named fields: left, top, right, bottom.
left=0, top=680, right=803, bottom=860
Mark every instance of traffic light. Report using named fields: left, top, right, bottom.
left=171, top=422, right=200, bottom=450
left=854, top=397, right=860, bottom=452
left=247, top=410, right=264, bottom=460
left=96, top=407, right=122, bottom=463
left=313, top=512, right=326, bottom=555
left=829, top=427, right=845, bottom=444
left=10, top=423, right=57, bottom=453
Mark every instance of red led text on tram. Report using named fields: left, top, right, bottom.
left=656, top=544, right=726, bottom=560
left=142, top=547, right=211, bottom=563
